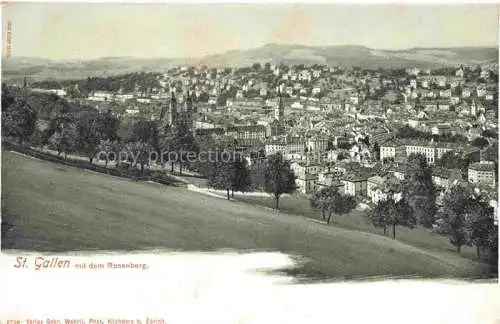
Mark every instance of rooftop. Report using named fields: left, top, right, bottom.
left=367, top=175, right=385, bottom=186
left=469, top=162, right=496, bottom=172
left=342, top=172, right=371, bottom=182
left=432, top=167, right=461, bottom=179
left=226, top=125, right=267, bottom=132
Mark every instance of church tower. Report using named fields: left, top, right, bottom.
left=470, top=98, right=477, bottom=117
left=168, top=90, right=177, bottom=126
left=185, top=90, right=193, bottom=119
left=190, top=90, right=197, bottom=129
left=274, top=86, right=285, bottom=121
left=184, top=89, right=195, bottom=129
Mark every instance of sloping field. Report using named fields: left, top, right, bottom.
left=1, top=151, right=488, bottom=279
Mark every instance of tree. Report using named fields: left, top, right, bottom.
left=371, top=198, right=391, bottom=236
left=2, top=98, right=37, bottom=145
left=231, top=156, right=252, bottom=197
left=370, top=198, right=415, bottom=239
left=465, top=198, right=496, bottom=258
left=390, top=198, right=414, bottom=239
left=481, top=141, right=498, bottom=163
left=169, top=122, right=198, bottom=174
left=159, top=127, right=173, bottom=168
left=337, top=142, right=353, bottom=150
left=372, top=142, right=380, bottom=161
left=438, top=207, right=468, bottom=254
left=264, top=153, right=297, bottom=209
left=99, top=109, right=120, bottom=141
left=126, top=141, right=153, bottom=173
left=129, top=119, right=159, bottom=148
left=310, top=186, right=357, bottom=223
left=402, top=154, right=437, bottom=228
left=382, top=157, right=394, bottom=164
left=76, top=111, right=102, bottom=163
left=252, top=62, right=262, bottom=72
left=337, top=152, right=348, bottom=161
left=1, top=83, right=15, bottom=112
left=49, top=122, right=78, bottom=158
left=437, top=184, right=495, bottom=255
left=194, top=92, right=208, bottom=103
left=325, top=191, right=357, bottom=225
left=30, top=124, right=52, bottom=149
left=75, top=110, right=120, bottom=164
left=471, top=137, right=489, bottom=149
left=207, top=153, right=252, bottom=200
left=481, top=129, right=498, bottom=139
left=310, top=186, right=336, bottom=221
left=466, top=201, right=497, bottom=258
left=249, top=164, right=266, bottom=191
left=326, top=140, right=334, bottom=151
left=436, top=151, right=470, bottom=173
left=123, top=120, right=160, bottom=172
left=485, top=220, right=498, bottom=267
left=480, top=143, right=499, bottom=182
left=217, top=92, right=230, bottom=107
left=437, top=151, right=459, bottom=169
left=362, top=135, right=371, bottom=147
left=97, top=139, right=120, bottom=167
left=208, top=159, right=234, bottom=200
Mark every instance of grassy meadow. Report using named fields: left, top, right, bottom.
left=1, top=150, right=492, bottom=280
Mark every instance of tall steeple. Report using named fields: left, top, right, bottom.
left=275, top=85, right=284, bottom=121
left=159, top=98, right=167, bottom=121
left=191, top=90, right=197, bottom=113
left=185, top=88, right=193, bottom=113
left=184, top=88, right=194, bottom=129
left=168, top=88, right=177, bottom=126
left=471, top=98, right=477, bottom=117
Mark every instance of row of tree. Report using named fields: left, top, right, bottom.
left=3, top=84, right=300, bottom=210
left=308, top=152, right=497, bottom=265
left=31, top=73, right=164, bottom=98
left=206, top=152, right=297, bottom=209
left=438, top=184, right=497, bottom=257
left=365, top=154, right=436, bottom=238
left=396, top=125, right=471, bottom=144
left=373, top=154, right=497, bottom=264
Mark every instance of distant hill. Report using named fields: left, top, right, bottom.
left=198, top=44, right=498, bottom=69
left=1, top=56, right=195, bottom=82
left=2, top=44, right=497, bottom=81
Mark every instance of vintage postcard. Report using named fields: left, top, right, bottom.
left=1, top=2, right=499, bottom=323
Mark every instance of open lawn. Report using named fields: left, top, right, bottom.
left=1, top=150, right=492, bottom=280
left=228, top=194, right=479, bottom=260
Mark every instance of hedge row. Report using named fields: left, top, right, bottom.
left=4, top=142, right=184, bottom=187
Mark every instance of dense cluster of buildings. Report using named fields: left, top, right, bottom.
left=28, top=63, right=498, bottom=221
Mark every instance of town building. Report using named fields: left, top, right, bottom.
left=291, top=161, right=322, bottom=194
left=225, top=125, right=267, bottom=146
left=341, top=174, right=368, bottom=197
left=468, top=161, right=496, bottom=187
left=404, top=141, right=456, bottom=165
left=432, top=168, right=462, bottom=189
left=366, top=175, right=387, bottom=204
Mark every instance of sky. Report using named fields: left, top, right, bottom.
left=2, top=3, right=499, bottom=60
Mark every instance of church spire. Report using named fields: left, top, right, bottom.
left=274, top=84, right=285, bottom=122
left=185, top=87, right=193, bottom=113
left=471, top=97, right=477, bottom=116
left=168, top=87, right=177, bottom=126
